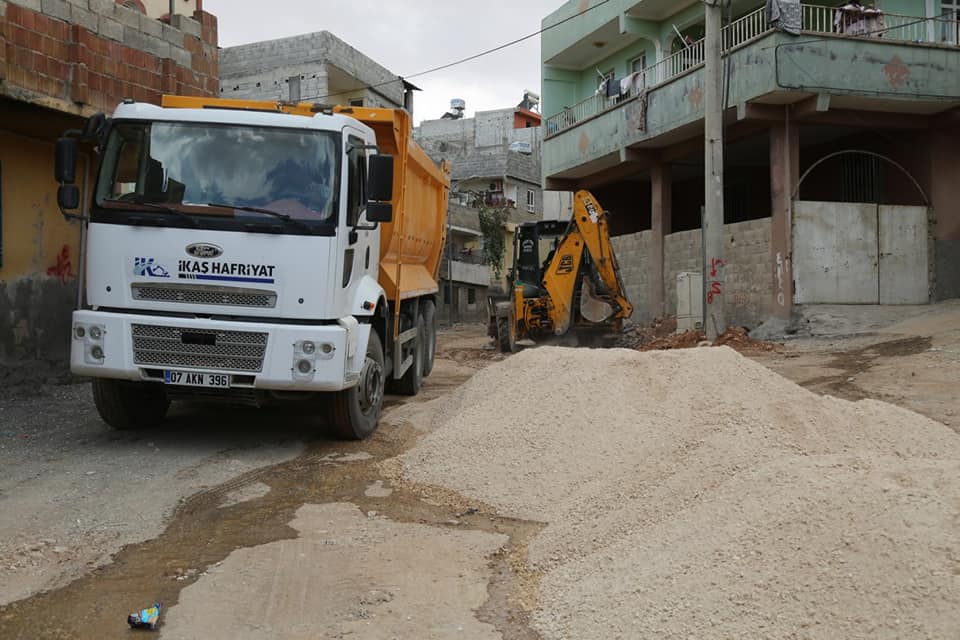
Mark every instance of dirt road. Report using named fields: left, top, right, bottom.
left=0, top=310, right=957, bottom=638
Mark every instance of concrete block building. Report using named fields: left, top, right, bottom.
left=541, top=0, right=960, bottom=329
left=416, top=98, right=568, bottom=323
left=219, top=30, right=416, bottom=113
left=0, top=0, right=219, bottom=385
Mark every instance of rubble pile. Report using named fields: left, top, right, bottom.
left=620, top=318, right=783, bottom=353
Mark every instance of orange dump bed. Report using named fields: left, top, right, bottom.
left=160, top=96, right=450, bottom=302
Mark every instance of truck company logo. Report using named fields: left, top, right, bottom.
left=556, top=255, right=575, bottom=275
left=185, top=243, right=224, bottom=259
left=133, top=257, right=171, bottom=278
left=178, top=260, right=276, bottom=284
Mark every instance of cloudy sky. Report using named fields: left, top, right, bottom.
left=203, top=0, right=565, bottom=125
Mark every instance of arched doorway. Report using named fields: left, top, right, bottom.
left=791, top=150, right=931, bottom=305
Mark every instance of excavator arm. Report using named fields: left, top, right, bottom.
left=537, top=190, right=633, bottom=336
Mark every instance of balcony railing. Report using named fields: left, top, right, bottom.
left=545, top=5, right=960, bottom=137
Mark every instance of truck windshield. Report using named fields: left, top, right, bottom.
left=93, top=122, right=340, bottom=231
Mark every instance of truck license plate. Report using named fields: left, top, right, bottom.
left=163, top=371, right=231, bottom=388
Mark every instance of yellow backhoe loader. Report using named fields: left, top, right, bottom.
left=488, top=190, right=633, bottom=352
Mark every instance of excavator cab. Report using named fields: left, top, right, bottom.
left=489, top=190, right=633, bottom=352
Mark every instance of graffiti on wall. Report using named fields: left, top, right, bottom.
left=46, top=244, right=76, bottom=283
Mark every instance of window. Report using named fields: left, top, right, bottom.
left=349, top=98, right=364, bottom=107
left=631, top=53, right=647, bottom=74
left=841, top=155, right=884, bottom=203
left=943, top=0, right=959, bottom=44
left=526, top=189, right=536, bottom=213
left=467, top=288, right=476, bottom=305
left=93, top=123, right=341, bottom=228
left=346, top=135, right=366, bottom=227
left=443, top=284, right=450, bottom=304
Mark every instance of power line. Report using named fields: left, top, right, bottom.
left=299, top=0, right=616, bottom=103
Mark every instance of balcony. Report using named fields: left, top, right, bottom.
left=543, top=4, right=960, bottom=182
left=440, top=248, right=491, bottom=287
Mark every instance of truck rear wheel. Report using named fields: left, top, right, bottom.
left=92, top=379, right=170, bottom=430
left=327, top=330, right=385, bottom=440
left=394, top=313, right=424, bottom=396
left=421, top=300, right=437, bottom=377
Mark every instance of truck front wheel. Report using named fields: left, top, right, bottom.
left=327, top=330, right=385, bottom=440
left=92, top=379, right=170, bottom=430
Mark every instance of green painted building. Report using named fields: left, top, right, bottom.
left=541, top=0, right=960, bottom=328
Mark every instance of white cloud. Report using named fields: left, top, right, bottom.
left=203, top=0, right=562, bottom=125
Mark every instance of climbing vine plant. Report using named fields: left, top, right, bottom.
left=478, top=205, right=510, bottom=282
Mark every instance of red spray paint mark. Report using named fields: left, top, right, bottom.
left=707, top=258, right=725, bottom=304
left=47, top=244, right=76, bottom=283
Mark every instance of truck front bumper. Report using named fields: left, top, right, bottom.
left=70, top=310, right=369, bottom=392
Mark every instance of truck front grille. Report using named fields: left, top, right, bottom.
left=132, top=283, right=277, bottom=308
left=131, top=324, right=268, bottom=372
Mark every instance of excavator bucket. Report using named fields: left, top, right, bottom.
left=580, top=277, right=615, bottom=324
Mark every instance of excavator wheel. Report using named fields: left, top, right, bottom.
left=496, top=315, right=517, bottom=353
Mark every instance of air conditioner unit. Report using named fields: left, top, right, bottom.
left=676, top=272, right=703, bottom=333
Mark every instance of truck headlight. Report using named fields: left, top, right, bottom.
left=296, top=359, right=313, bottom=374
left=301, top=341, right=316, bottom=355
left=89, top=326, right=102, bottom=340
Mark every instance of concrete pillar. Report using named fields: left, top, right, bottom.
left=650, top=163, right=672, bottom=317
left=929, top=120, right=960, bottom=299
left=769, top=115, right=799, bottom=319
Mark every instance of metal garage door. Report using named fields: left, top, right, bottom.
left=793, top=201, right=929, bottom=304
left=878, top=205, right=929, bottom=304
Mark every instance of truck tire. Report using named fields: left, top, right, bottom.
left=327, top=330, right=385, bottom=440
left=92, top=379, right=170, bottom=430
left=421, top=300, right=437, bottom=377
left=394, top=313, right=424, bottom=396
left=497, top=316, right=517, bottom=353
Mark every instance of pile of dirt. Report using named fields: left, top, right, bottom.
left=713, top=325, right=783, bottom=352
left=622, top=321, right=783, bottom=353
left=397, top=346, right=960, bottom=639
left=616, top=316, right=678, bottom=348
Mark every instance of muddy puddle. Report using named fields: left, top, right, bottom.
left=0, top=388, right=544, bottom=639
left=797, top=335, right=933, bottom=400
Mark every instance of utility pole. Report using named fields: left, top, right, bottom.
left=703, top=0, right=726, bottom=340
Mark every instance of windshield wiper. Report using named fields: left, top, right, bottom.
left=109, top=198, right=198, bottom=227
left=207, top=203, right=313, bottom=233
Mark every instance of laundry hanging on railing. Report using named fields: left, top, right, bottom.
left=619, top=71, right=646, bottom=97
left=766, top=0, right=801, bottom=35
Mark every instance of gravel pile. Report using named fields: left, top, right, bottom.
left=400, top=346, right=960, bottom=639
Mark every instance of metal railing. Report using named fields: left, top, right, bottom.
left=545, top=5, right=960, bottom=137
left=801, top=4, right=959, bottom=44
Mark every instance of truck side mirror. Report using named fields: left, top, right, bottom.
left=55, top=137, right=78, bottom=184
left=367, top=202, right=393, bottom=223
left=58, top=184, right=80, bottom=210
left=367, top=154, right=394, bottom=202
left=82, top=113, right=107, bottom=142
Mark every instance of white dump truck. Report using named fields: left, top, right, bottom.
left=54, top=96, right=450, bottom=439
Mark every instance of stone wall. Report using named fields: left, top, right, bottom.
left=611, top=230, right=654, bottom=324
left=660, top=218, right=774, bottom=329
